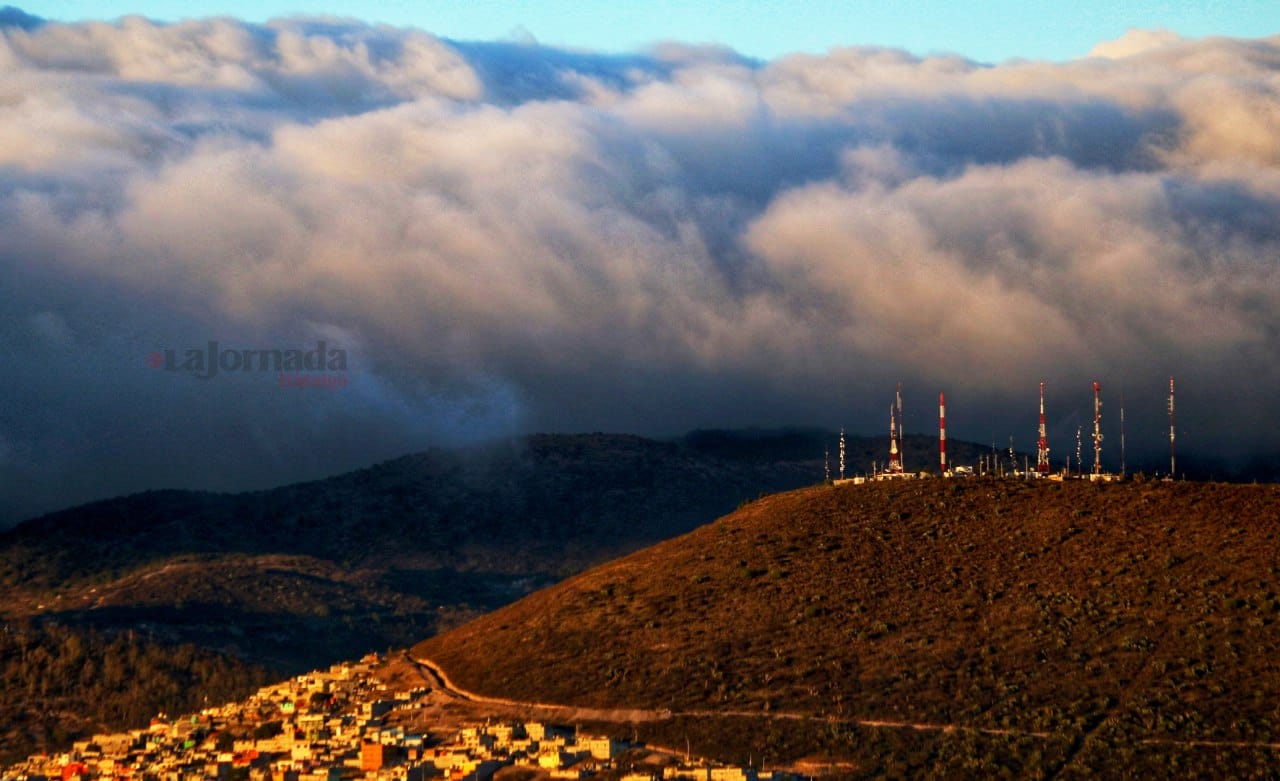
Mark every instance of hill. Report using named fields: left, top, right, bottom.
left=0, top=433, right=811, bottom=655
left=1, top=429, right=1013, bottom=761
left=0, top=430, right=998, bottom=669
left=414, top=478, right=1280, bottom=776
left=0, top=430, right=1010, bottom=762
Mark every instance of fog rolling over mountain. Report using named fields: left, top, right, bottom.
left=4, top=12, right=1280, bottom=523
left=0, top=431, right=860, bottom=665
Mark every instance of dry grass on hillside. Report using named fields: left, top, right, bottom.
left=416, top=479, right=1280, bottom=775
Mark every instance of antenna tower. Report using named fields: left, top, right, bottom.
left=1092, top=381, right=1104, bottom=476
left=1076, top=426, right=1083, bottom=477
left=888, top=403, right=902, bottom=473
left=824, top=444, right=831, bottom=482
left=1037, top=380, right=1050, bottom=475
left=939, top=392, right=947, bottom=474
left=838, top=428, right=846, bottom=481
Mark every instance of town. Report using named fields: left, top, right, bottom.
left=1, top=654, right=805, bottom=781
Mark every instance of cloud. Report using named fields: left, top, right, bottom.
left=3, top=13, right=1280, bottom=521
left=1, top=15, right=481, bottom=97
left=747, top=156, right=1278, bottom=378
left=1089, top=29, right=1183, bottom=59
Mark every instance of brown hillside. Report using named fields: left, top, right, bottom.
left=415, top=479, right=1280, bottom=775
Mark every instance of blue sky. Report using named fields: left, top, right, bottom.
left=16, top=0, right=1280, bottom=62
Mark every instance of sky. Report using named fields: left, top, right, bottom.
left=16, top=0, right=1280, bottom=62
left=2, top=6, right=1280, bottom=523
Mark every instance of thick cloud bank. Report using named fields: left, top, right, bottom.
left=3, top=14, right=1280, bottom=521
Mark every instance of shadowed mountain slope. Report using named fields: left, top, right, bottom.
left=0, top=432, right=832, bottom=665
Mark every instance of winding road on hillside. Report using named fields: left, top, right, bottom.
left=400, top=651, right=1280, bottom=774
left=405, top=652, right=1051, bottom=740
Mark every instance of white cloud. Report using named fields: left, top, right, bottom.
left=1088, top=28, right=1183, bottom=60
left=3, top=16, right=1280, bottom=520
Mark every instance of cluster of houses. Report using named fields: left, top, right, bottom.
left=2, top=655, right=802, bottom=781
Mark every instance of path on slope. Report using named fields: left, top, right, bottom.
left=407, top=652, right=1049, bottom=740
left=403, top=650, right=1280, bottom=771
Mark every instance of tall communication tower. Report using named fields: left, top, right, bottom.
left=1092, top=381, right=1104, bottom=476
left=824, top=443, right=831, bottom=482
left=1075, top=426, right=1083, bottom=477
left=1169, top=376, right=1176, bottom=478
left=838, top=428, right=846, bottom=481
left=939, top=392, right=947, bottom=474
left=1037, top=381, right=1050, bottom=475
left=888, top=404, right=903, bottom=473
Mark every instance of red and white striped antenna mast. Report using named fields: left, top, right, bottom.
left=888, top=402, right=902, bottom=473
left=1169, top=376, right=1176, bottom=479
left=939, top=392, right=947, bottom=475
left=1037, top=380, right=1050, bottom=475
left=1092, top=381, right=1104, bottom=476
